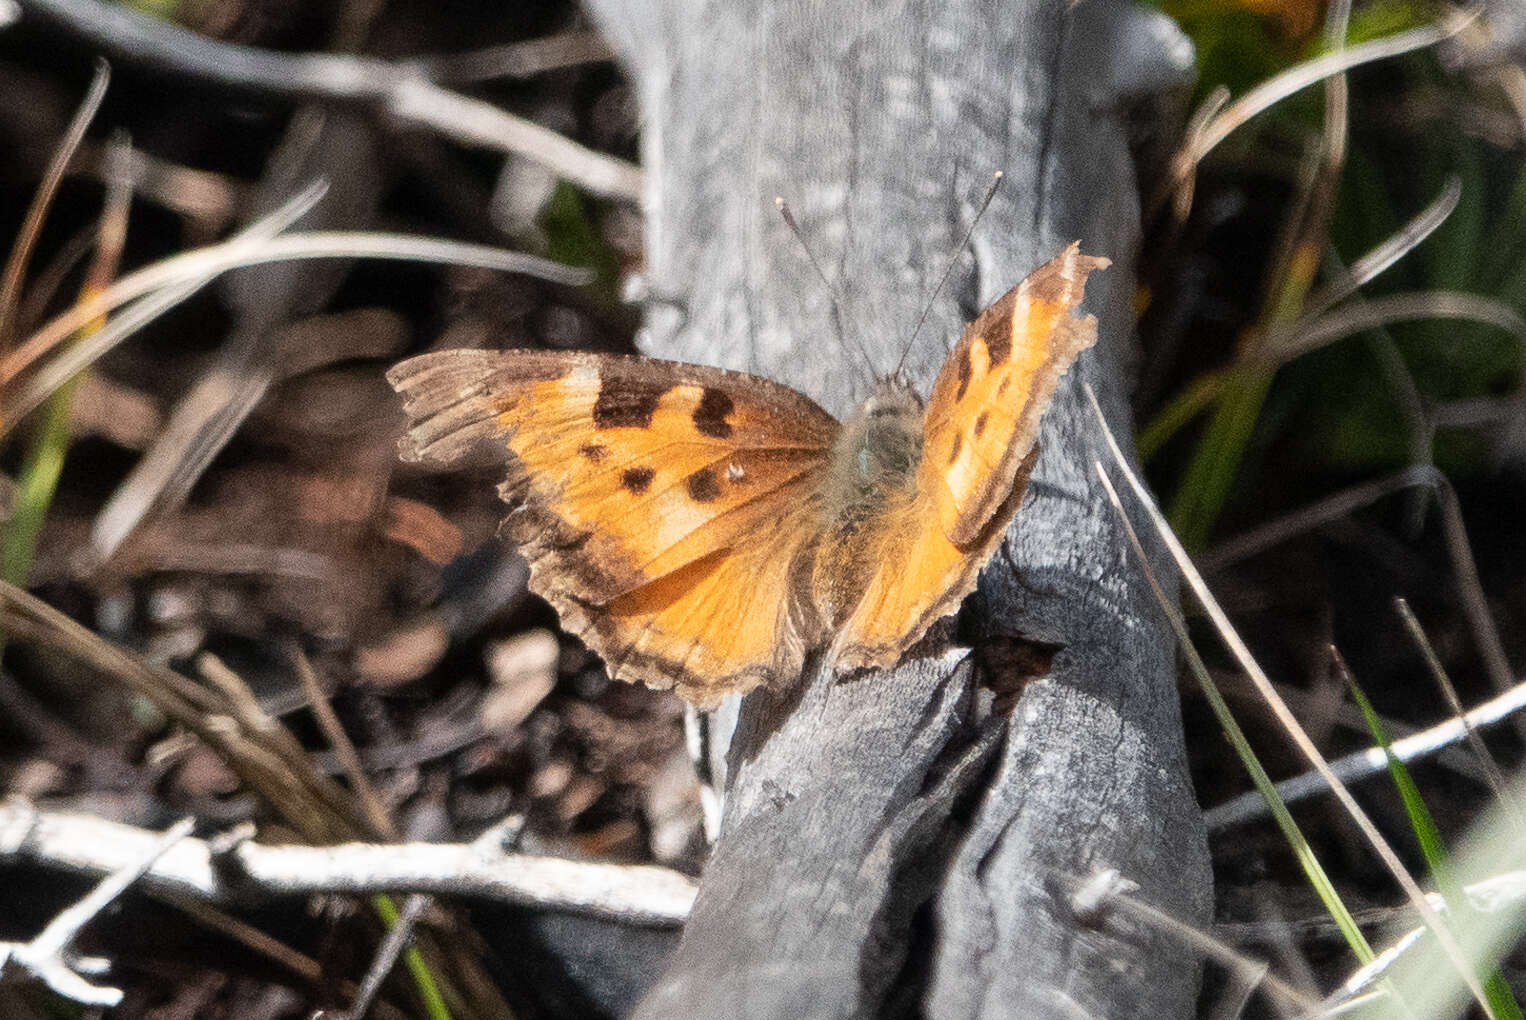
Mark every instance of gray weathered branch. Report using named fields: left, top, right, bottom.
left=583, top=0, right=1211, bottom=1016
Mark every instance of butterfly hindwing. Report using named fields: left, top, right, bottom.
left=388, top=349, right=840, bottom=702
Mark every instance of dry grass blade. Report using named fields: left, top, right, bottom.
left=1085, top=385, right=1495, bottom=1016
left=0, top=581, right=513, bottom=1014
left=0, top=578, right=370, bottom=839
left=1202, top=465, right=1443, bottom=571
left=86, top=370, right=267, bottom=560
left=1258, top=290, right=1526, bottom=368
left=293, top=646, right=396, bottom=839
left=0, top=59, right=109, bottom=348
left=1328, top=796, right=1526, bottom=1016
left=1429, top=468, right=1517, bottom=705
left=1061, top=869, right=1317, bottom=1017
left=1431, top=393, right=1523, bottom=428
left=1166, top=86, right=1229, bottom=223
left=1, top=227, right=593, bottom=434
left=157, top=889, right=322, bottom=984
left=1300, top=175, right=1462, bottom=318
left=1177, top=18, right=1457, bottom=183
left=1200, top=449, right=1515, bottom=743
left=3, top=130, right=136, bottom=593
left=0, top=180, right=326, bottom=390
left=423, top=30, right=615, bottom=83
left=1095, top=459, right=1380, bottom=978
left=1393, top=598, right=1523, bottom=830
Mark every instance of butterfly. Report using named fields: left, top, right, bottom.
left=388, top=242, right=1108, bottom=708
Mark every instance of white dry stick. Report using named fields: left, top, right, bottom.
left=0, top=802, right=695, bottom=926
left=386, top=78, right=642, bottom=201
left=1205, top=675, right=1526, bottom=831
left=0, top=812, right=194, bottom=1007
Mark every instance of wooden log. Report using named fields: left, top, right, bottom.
left=584, top=1, right=1210, bottom=1016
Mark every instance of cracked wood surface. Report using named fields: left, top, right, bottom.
left=583, top=0, right=1211, bottom=1016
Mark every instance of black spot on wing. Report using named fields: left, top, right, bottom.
left=974, top=412, right=988, bottom=437
left=621, top=467, right=655, bottom=493
left=955, top=349, right=973, bottom=400
left=693, top=387, right=735, bottom=438
left=946, top=431, right=962, bottom=466
left=984, top=322, right=1011, bottom=368
left=594, top=379, right=666, bottom=429
left=579, top=443, right=608, bottom=463
left=686, top=468, right=720, bottom=502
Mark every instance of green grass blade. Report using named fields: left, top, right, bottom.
left=371, top=894, right=452, bottom=1020
left=1343, top=669, right=1524, bottom=1020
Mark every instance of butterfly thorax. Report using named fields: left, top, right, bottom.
left=805, top=381, right=926, bottom=625
left=832, top=382, right=925, bottom=501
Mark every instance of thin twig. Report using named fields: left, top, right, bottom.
left=0, top=814, right=193, bottom=1006
left=346, top=894, right=430, bottom=1020
left=1061, top=869, right=1316, bottom=1016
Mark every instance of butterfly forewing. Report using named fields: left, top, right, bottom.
left=388, top=348, right=839, bottom=701
left=918, top=242, right=1108, bottom=547
left=834, top=244, right=1106, bottom=668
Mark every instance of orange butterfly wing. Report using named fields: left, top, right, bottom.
left=387, top=349, right=839, bottom=706
left=835, top=243, right=1109, bottom=669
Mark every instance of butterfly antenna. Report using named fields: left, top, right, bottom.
left=776, top=197, right=879, bottom=378
left=892, top=171, right=1005, bottom=379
